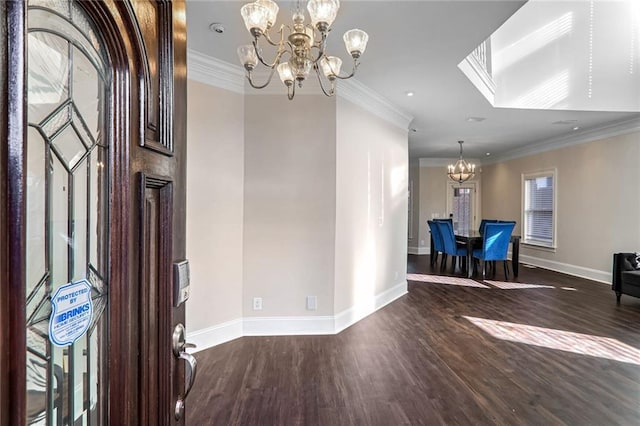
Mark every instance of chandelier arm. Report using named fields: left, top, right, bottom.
left=253, top=39, right=288, bottom=69
left=310, top=32, right=329, bottom=64
left=332, top=58, right=359, bottom=80
left=314, top=65, right=336, bottom=97
left=262, top=25, right=286, bottom=47
left=246, top=67, right=278, bottom=89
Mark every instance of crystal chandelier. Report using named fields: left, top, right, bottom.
left=237, top=0, right=369, bottom=100
left=447, top=141, right=476, bottom=184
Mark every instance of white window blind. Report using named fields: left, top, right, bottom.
left=524, top=175, right=554, bottom=246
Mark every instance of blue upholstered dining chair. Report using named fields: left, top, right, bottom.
left=427, top=220, right=444, bottom=267
left=473, top=222, right=516, bottom=280
left=478, top=219, right=499, bottom=235
left=435, top=220, right=467, bottom=272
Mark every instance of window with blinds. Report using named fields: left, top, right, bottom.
left=523, top=172, right=555, bottom=247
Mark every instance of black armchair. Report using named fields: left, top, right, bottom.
left=612, top=253, right=640, bottom=304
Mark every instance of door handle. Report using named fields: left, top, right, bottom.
left=172, top=323, right=198, bottom=420
left=179, top=351, right=197, bottom=400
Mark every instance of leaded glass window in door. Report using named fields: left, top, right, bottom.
left=26, top=1, right=110, bottom=424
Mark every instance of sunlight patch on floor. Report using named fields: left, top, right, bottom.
left=484, top=281, right=555, bottom=290
left=464, top=316, right=640, bottom=366
left=407, top=274, right=490, bottom=288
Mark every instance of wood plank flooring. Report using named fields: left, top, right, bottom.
left=187, top=256, right=640, bottom=425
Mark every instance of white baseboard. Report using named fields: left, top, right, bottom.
left=334, top=280, right=408, bottom=333
left=518, top=254, right=611, bottom=285
left=186, top=318, right=243, bottom=353
left=186, top=281, right=408, bottom=352
left=243, top=315, right=335, bottom=336
left=408, top=246, right=430, bottom=255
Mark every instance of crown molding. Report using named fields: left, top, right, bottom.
left=339, top=78, right=414, bottom=131
left=419, top=157, right=483, bottom=167
left=186, top=49, right=413, bottom=131
left=187, top=48, right=245, bottom=94
left=483, top=117, right=640, bottom=165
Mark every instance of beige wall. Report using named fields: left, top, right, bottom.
left=243, top=95, right=337, bottom=317
left=413, top=165, right=482, bottom=251
left=334, top=98, right=408, bottom=314
left=482, top=131, right=640, bottom=274
left=418, top=167, right=448, bottom=249
left=186, top=82, right=409, bottom=341
left=408, top=161, right=420, bottom=247
left=186, top=81, right=244, bottom=331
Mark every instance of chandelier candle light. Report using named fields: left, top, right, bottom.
left=447, top=141, right=476, bottom=184
left=237, top=0, right=369, bottom=100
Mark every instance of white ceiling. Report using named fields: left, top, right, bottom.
left=186, top=0, right=640, bottom=160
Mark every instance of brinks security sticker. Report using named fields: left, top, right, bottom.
left=48, top=279, right=93, bottom=347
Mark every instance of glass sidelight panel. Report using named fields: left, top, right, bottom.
left=26, top=1, right=110, bottom=424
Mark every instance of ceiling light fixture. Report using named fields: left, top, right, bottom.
left=237, top=0, right=368, bottom=100
left=447, top=141, right=476, bottom=184
left=466, top=117, right=486, bottom=122
left=209, top=23, right=225, bottom=34
left=406, top=91, right=414, bottom=97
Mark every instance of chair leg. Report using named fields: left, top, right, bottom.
left=451, top=256, right=457, bottom=273
left=503, top=260, right=509, bottom=280
left=616, top=292, right=621, bottom=305
left=482, top=261, right=486, bottom=280
left=440, top=254, right=447, bottom=272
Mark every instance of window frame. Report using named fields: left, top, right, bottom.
left=521, top=169, right=557, bottom=250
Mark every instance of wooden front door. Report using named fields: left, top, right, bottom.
left=0, top=0, right=189, bottom=424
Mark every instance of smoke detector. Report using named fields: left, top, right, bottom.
left=209, top=23, right=225, bottom=34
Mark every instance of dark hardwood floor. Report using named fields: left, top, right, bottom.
left=187, top=256, right=640, bottom=425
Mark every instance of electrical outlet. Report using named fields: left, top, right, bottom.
left=306, top=296, right=317, bottom=311
left=420, top=239, right=425, bottom=246
left=253, top=297, right=262, bottom=311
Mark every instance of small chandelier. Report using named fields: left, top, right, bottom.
left=447, top=141, right=476, bottom=184
left=237, top=0, right=369, bottom=100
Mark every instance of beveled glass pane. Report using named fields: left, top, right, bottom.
left=27, top=32, right=69, bottom=125
left=87, top=265, right=105, bottom=295
left=71, top=3, right=104, bottom=58
left=73, top=337, right=87, bottom=422
left=89, top=149, right=107, bottom=270
left=26, top=275, right=47, bottom=323
left=42, top=103, right=71, bottom=139
left=73, top=46, right=100, bottom=139
left=88, top=326, right=99, bottom=420
left=50, top=345, right=67, bottom=425
left=29, top=0, right=71, bottom=18
left=50, top=155, right=69, bottom=289
left=88, top=295, right=107, bottom=335
left=73, top=162, right=88, bottom=281
left=26, top=126, right=47, bottom=295
left=26, top=328, right=48, bottom=425
left=27, top=2, right=110, bottom=424
left=29, top=8, right=106, bottom=76
left=72, top=104, right=95, bottom=148
left=51, top=124, right=87, bottom=170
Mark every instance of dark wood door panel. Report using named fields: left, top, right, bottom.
left=128, top=0, right=174, bottom=155
left=1, top=0, right=187, bottom=424
left=138, top=174, right=174, bottom=425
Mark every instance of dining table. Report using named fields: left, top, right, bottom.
left=430, top=229, right=521, bottom=278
